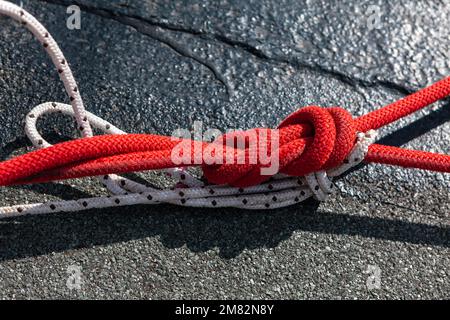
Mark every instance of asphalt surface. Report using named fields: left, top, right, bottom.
left=0, top=0, right=448, bottom=299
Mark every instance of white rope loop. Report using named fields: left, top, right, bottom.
left=0, top=1, right=376, bottom=218
left=0, top=0, right=92, bottom=137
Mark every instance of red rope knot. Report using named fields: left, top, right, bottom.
left=202, top=106, right=376, bottom=199
left=1, top=1, right=450, bottom=216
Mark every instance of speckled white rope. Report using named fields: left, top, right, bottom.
left=2, top=100, right=377, bottom=216
left=0, top=1, right=376, bottom=218
left=0, top=0, right=201, bottom=203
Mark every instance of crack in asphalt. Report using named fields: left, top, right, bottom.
left=38, top=0, right=232, bottom=96
left=114, top=15, right=233, bottom=96
left=37, top=0, right=412, bottom=96
left=379, top=200, right=432, bottom=216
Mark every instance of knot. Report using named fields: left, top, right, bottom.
left=304, top=130, right=377, bottom=201
left=0, top=0, right=447, bottom=217
left=202, top=106, right=359, bottom=188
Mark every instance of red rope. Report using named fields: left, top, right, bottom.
left=1, top=77, right=449, bottom=188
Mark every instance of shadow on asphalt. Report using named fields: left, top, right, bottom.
left=376, top=101, right=450, bottom=147
left=0, top=103, right=449, bottom=261
left=0, top=200, right=448, bottom=262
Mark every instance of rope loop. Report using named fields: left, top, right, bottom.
left=202, top=106, right=358, bottom=187
left=0, top=0, right=448, bottom=217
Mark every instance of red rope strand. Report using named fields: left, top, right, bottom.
left=0, top=77, right=449, bottom=188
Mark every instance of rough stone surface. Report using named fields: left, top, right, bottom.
left=0, top=0, right=448, bottom=299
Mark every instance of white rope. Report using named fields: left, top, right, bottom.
left=0, top=1, right=377, bottom=218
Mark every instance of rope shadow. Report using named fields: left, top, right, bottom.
left=0, top=102, right=448, bottom=261
left=338, top=101, right=450, bottom=178
left=0, top=201, right=447, bottom=262
left=377, top=101, right=450, bottom=147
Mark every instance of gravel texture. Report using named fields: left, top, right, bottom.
left=0, top=0, right=448, bottom=299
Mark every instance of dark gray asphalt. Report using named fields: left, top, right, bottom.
left=0, top=0, right=448, bottom=299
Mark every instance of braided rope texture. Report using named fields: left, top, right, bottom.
left=0, top=1, right=449, bottom=217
